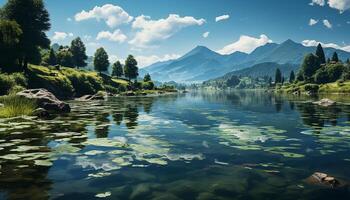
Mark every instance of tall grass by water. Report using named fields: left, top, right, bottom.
left=0, top=95, right=36, bottom=118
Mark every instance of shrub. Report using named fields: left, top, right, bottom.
left=0, top=95, right=36, bottom=118
left=304, top=84, right=319, bottom=93
left=0, top=72, right=27, bottom=95
left=142, top=81, right=155, bottom=90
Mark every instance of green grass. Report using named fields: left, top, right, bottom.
left=0, top=95, right=37, bottom=118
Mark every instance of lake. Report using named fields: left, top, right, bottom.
left=0, top=90, right=350, bottom=200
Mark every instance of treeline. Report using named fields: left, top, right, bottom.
left=0, top=0, right=143, bottom=82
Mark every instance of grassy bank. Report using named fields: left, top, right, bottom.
left=276, top=81, right=350, bottom=94
left=0, top=95, right=36, bottom=118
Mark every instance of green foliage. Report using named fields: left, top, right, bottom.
left=124, top=55, right=138, bottom=80
left=48, top=48, right=57, bottom=66
left=275, top=68, right=282, bottom=83
left=226, top=75, right=240, bottom=87
left=304, top=84, right=319, bottom=93
left=0, top=19, right=22, bottom=72
left=94, top=47, right=109, bottom=73
left=0, top=72, right=27, bottom=95
left=70, top=37, right=87, bottom=68
left=314, top=63, right=345, bottom=84
left=0, top=95, right=36, bottom=118
left=143, top=73, right=151, bottom=82
left=112, top=61, right=123, bottom=77
left=299, top=53, right=320, bottom=81
left=2, top=0, right=51, bottom=69
left=57, top=49, right=74, bottom=67
left=142, top=81, right=155, bottom=90
left=289, top=70, right=295, bottom=83
left=332, top=52, right=339, bottom=62
left=315, top=43, right=326, bottom=64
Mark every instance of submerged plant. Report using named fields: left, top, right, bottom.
left=0, top=95, right=36, bottom=118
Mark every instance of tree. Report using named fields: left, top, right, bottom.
left=2, top=0, right=51, bottom=70
left=299, top=53, right=320, bottom=81
left=268, top=77, right=272, bottom=86
left=289, top=70, right=295, bottom=83
left=144, top=73, right=151, bottom=82
left=124, top=55, right=139, bottom=81
left=0, top=20, right=22, bottom=72
left=315, top=43, right=326, bottom=64
left=48, top=48, right=57, bottom=66
left=332, top=52, right=339, bottom=62
left=70, top=37, right=87, bottom=68
left=275, top=68, right=282, bottom=83
left=347, top=58, right=350, bottom=64
left=112, top=61, right=123, bottom=77
left=327, top=58, right=331, bottom=63
left=57, top=49, right=74, bottom=67
left=94, top=47, right=109, bottom=73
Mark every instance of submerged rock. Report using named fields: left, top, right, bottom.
left=32, top=108, right=50, bottom=118
left=313, top=98, right=336, bottom=107
left=17, top=89, right=70, bottom=113
left=76, top=92, right=106, bottom=101
left=306, top=172, right=347, bottom=188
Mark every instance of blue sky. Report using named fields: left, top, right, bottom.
left=1, top=0, right=350, bottom=67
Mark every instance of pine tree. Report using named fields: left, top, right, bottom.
left=289, top=70, right=295, bottom=83
left=124, top=55, right=139, bottom=81
left=315, top=43, right=326, bottom=64
left=327, top=58, right=331, bottom=63
left=48, top=48, right=57, bottom=66
left=112, top=61, right=123, bottom=77
left=94, top=47, right=109, bottom=73
left=70, top=37, right=87, bottom=68
left=144, top=73, right=151, bottom=82
left=332, top=52, right=339, bottom=62
left=275, top=68, right=282, bottom=83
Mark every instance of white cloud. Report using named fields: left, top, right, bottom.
left=323, top=19, right=332, bottom=28
left=215, top=14, right=230, bottom=22
left=217, top=34, right=272, bottom=55
left=135, top=54, right=181, bottom=67
left=96, top=29, right=127, bottom=43
left=75, top=4, right=133, bottom=28
left=109, top=55, right=124, bottom=63
left=302, top=39, right=350, bottom=52
left=83, top=35, right=92, bottom=41
left=129, top=14, right=205, bottom=48
left=309, top=18, right=319, bottom=26
left=203, top=31, right=210, bottom=38
left=309, top=0, right=326, bottom=6
left=328, top=0, right=350, bottom=13
left=52, top=32, right=74, bottom=41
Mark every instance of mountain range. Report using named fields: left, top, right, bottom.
left=143, top=39, right=350, bottom=83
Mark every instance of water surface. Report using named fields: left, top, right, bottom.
left=1, top=91, right=350, bottom=200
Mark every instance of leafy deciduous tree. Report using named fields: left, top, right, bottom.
left=112, top=61, right=123, bottom=77
left=94, top=47, right=109, bottom=73
left=70, top=37, right=87, bottom=68
left=124, top=55, right=138, bottom=81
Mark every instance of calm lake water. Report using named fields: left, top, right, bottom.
left=1, top=91, right=350, bottom=200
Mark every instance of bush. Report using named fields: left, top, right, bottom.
left=0, top=73, right=27, bottom=95
left=142, top=81, right=155, bottom=90
left=314, top=63, right=345, bottom=84
left=304, top=84, right=319, bottom=93
left=0, top=95, right=36, bottom=118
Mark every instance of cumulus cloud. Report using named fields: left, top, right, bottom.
left=309, top=0, right=326, bottom=6
left=217, top=34, right=272, bottom=55
left=52, top=32, right=74, bottom=41
left=302, top=39, right=350, bottom=52
left=75, top=4, right=133, bottom=28
left=136, top=54, right=181, bottom=67
left=309, top=18, right=319, bottom=26
left=328, top=0, right=350, bottom=13
left=203, top=32, right=210, bottom=38
left=129, top=14, right=205, bottom=48
left=323, top=19, right=332, bottom=28
left=215, top=14, right=230, bottom=22
left=96, top=29, right=127, bottom=43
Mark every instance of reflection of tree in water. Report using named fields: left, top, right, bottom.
left=124, top=104, right=139, bottom=129
left=95, top=111, right=110, bottom=138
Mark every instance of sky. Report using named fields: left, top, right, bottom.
left=0, top=0, right=350, bottom=67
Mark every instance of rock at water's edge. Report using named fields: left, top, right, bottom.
left=313, top=98, right=336, bottom=107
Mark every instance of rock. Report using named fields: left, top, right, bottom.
left=76, top=93, right=106, bottom=101
left=32, top=108, right=50, bottom=118
left=0, top=103, right=4, bottom=108
left=17, top=89, right=70, bottom=113
left=306, top=172, right=346, bottom=188
left=313, top=98, right=336, bottom=107
left=125, top=91, right=136, bottom=96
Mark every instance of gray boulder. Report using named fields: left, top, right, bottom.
left=313, top=98, right=336, bottom=107
left=17, top=89, right=70, bottom=113
left=76, top=92, right=106, bottom=101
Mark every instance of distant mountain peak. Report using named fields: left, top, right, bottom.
left=281, top=39, right=299, bottom=46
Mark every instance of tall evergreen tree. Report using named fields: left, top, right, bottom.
left=347, top=58, right=350, bottom=64
left=275, top=68, right=282, bottom=83
left=144, top=73, right=151, bottom=82
left=112, top=61, right=123, bottom=77
left=332, top=52, right=339, bottom=62
left=327, top=58, right=331, bottom=63
left=124, top=55, right=139, bottom=81
left=289, top=70, right=295, bottom=83
left=2, top=0, right=51, bottom=70
left=70, top=37, right=87, bottom=68
left=94, top=47, right=109, bottom=73
left=315, top=43, right=326, bottom=64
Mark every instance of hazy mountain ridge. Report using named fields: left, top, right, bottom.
left=143, top=39, right=350, bottom=83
